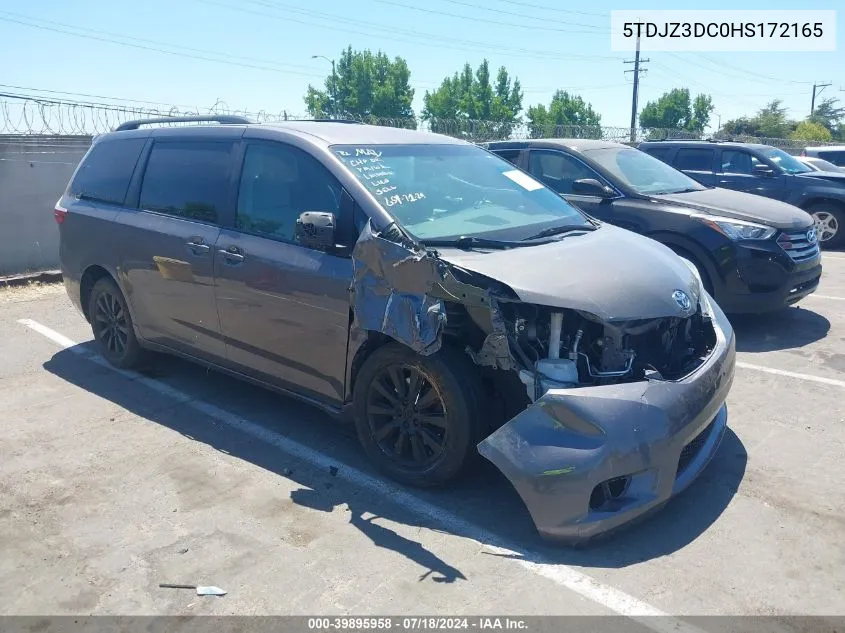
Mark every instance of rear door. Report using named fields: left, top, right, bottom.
left=117, top=138, right=236, bottom=363
left=213, top=140, right=353, bottom=405
left=716, top=148, right=787, bottom=200
left=672, top=147, right=717, bottom=186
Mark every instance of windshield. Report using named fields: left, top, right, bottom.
left=760, top=147, right=812, bottom=174
left=584, top=147, right=706, bottom=195
left=331, top=144, right=589, bottom=241
left=807, top=157, right=843, bottom=172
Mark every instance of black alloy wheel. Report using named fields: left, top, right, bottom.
left=365, top=364, right=449, bottom=469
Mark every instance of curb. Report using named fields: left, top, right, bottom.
left=0, top=270, right=63, bottom=289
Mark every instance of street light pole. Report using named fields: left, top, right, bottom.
left=312, top=54, right=337, bottom=119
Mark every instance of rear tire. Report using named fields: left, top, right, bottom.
left=88, top=278, right=144, bottom=369
left=806, top=202, right=844, bottom=249
left=353, top=342, right=484, bottom=487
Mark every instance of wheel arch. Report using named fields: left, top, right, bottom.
left=800, top=196, right=845, bottom=212
left=644, top=231, right=718, bottom=295
left=79, top=265, right=116, bottom=323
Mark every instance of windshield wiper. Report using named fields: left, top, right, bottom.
left=521, top=224, right=595, bottom=241
left=421, top=235, right=537, bottom=250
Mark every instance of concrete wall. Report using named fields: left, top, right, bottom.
left=0, top=136, right=90, bottom=276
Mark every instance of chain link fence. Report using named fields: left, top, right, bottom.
left=1, top=92, right=836, bottom=151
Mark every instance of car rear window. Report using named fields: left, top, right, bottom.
left=643, top=146, right=672, bottom=162
left=139, top=141, right=234, bottom=224
left=69, top=138, right=146, bottom=206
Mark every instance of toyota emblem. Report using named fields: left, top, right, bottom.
left=672, top=290, right=692, bottom=313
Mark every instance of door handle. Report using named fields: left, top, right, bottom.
left=186, top=238, right=210, bottom=255
left=218, top=247, right=245, bottom=264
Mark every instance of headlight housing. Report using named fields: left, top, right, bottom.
left=692, top=214, right=776, bottom=241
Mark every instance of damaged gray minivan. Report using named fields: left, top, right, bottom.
left=58, top=117, right=736, bottom=543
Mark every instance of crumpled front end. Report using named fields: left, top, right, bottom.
left=478, top=299, right=735, bottom=544
left=350, top=220, right=736, bottom=544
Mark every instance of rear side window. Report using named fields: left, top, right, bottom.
left=817, top=150, right=845, bottom=166
left=69, top=138, right=145, bottom=205
left=139, top=141, right=234, bottom=224
left=493, top=149, right=521, bottom=165
left=675, top=148, right=714, bottom=172
left=643, top=146, right=672, bottom=162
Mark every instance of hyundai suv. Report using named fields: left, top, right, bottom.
left=57, top=116, right=735, bottom=543
left=640, top=140, right=845, bottom=248
left=487, top=139, right=821, bottom=314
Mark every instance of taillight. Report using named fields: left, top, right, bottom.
left=54, top=204, right=68, bottom=224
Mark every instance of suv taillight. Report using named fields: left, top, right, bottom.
left=54, top=204, right=68, bottom=224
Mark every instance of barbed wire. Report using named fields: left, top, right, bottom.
left=0, top=93, right=833, bottom=150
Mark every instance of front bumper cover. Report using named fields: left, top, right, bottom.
left=478, top=301, right=736, bottom=544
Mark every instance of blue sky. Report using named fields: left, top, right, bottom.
left=1, top=0, right=842, bottom=130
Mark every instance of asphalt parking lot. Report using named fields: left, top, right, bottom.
left=2, top=256, right=844, bottom=624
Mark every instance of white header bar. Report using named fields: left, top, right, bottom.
left=610, top=10, right=836, bottom=51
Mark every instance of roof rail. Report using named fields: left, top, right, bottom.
left=279, top=118, right=362, bottom=124
left=115, top=115, right=252, bottom=131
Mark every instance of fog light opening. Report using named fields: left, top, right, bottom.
left=589, top=475, right=632, bottom=511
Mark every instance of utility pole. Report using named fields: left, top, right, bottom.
left=624, top=35, right=649, bottom=143
left=811, top=81, right=832, bottom=116
left=312, top=55, right=338, bottom=119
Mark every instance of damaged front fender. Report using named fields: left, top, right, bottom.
left=350, top=221, right=515, bottom=368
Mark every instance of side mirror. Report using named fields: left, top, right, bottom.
left=295, top=211, right=336, bottom=251
left=572, top=178, right=615, bottom=198
left=752, top=164, right=776, bottom=177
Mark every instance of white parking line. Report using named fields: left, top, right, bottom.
left=17, top=318, right=700, bottom=631
left=737, top=361, right=845, bottom=389
left=804, top=294, right=845, bottom=301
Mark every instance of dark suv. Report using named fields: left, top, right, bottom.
left=486, top=139, right=821, bottom=314
left=57, top=116, right=735, bottom=542
left=640, top=140, right=845, bottom=248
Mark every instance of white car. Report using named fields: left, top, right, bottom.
left=798, top=156, right=845, bottom=173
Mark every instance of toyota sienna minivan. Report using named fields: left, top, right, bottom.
left=57, top=116, right=735, bottom=543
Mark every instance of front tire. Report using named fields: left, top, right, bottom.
left=806, top=202, right=844, bottom=249
left=88, top=277, right=144, bottom=369
left=353, top=343, right=484, bottom=487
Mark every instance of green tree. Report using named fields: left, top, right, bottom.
left=718, top=100, right=797, bottom=139
left=526, top=90, right=601, bottom=138
left=422, top=60, right=523, bottom=140
left=810, top=97, right=845, bottom=139
left=305, top=46, right=415, bottom=121
left=639, top=88, right=714, bottom=133
left=690, top=94, right=715, bottom=134
left=790, top=120, right=833, bottom=142
left=754, top=100, right=792, bottom=138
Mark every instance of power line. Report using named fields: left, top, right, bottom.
left=201, top=0, right=621, bottom=61
left=488, top=0, right=605, bottom=17
left=683, top=52, right=814, bottom=85
left=0, top=13, right=328, bottom=78
left=401, top=0, right=606, bottom=29
left=371, top=0, right=604, bottom=34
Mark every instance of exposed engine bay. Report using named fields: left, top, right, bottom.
left=501, top=302, right=717, bottom=397
left=443, top=298, right=718, bottom=407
